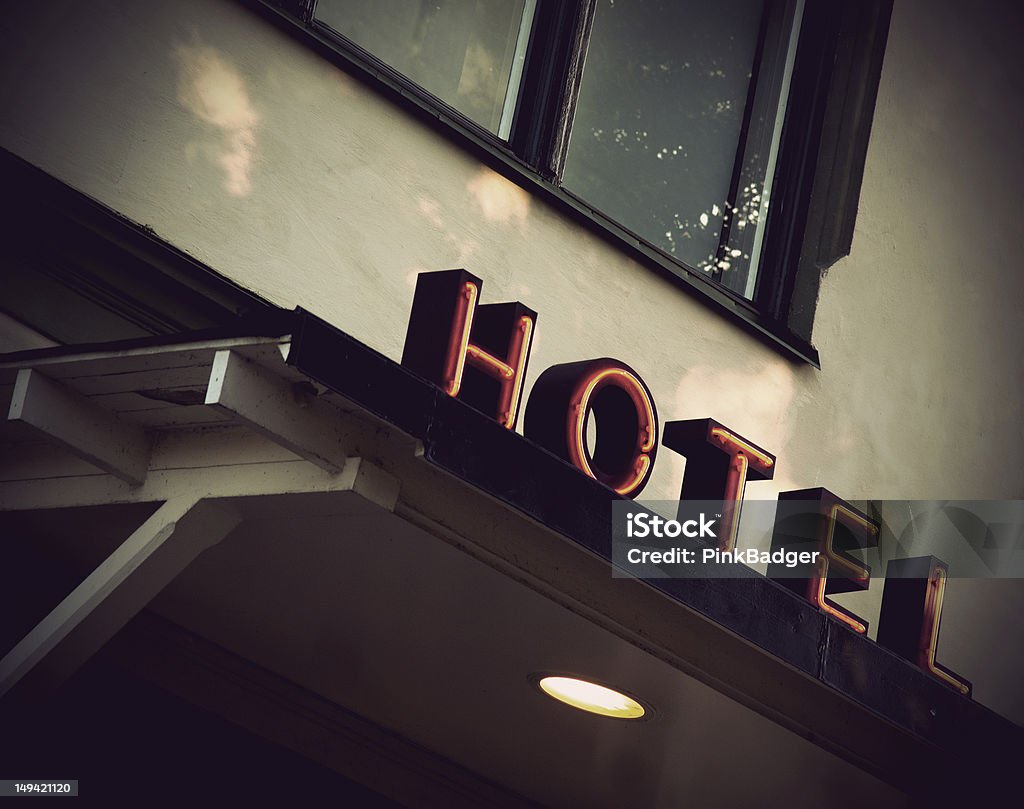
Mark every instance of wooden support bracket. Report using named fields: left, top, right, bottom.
left=205, top=350, right=352, bottom=473
left=7, top=368, right=150, bottom=485
left=0, top=496, right=240, bottom=698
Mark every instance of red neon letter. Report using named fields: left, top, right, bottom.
left=662, top=419, right=775, bottom=552
left=878, top=556, right=971, bottom=695
left=768, top=489, right=878, bottom=635
left=525, top=359, right=658, bottom=497
left=401, top=270, right=536, bottom=429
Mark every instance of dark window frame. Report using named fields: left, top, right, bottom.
left=246, top=0, right=894, bottom=367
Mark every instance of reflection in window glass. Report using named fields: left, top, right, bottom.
left=315, top=0, right=534, bottom=137
left=562, top=0, right=801, bottom=299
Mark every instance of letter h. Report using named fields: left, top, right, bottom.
left=402, top=270, right=536, bottom=429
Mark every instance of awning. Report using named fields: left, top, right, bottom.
left=1, top=310, right=1018, bottom=805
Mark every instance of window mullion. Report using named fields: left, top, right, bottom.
left=711, top=1, right=778, bottom=287
left=509, top=0, right=596, bottom=178
left=546, top=0, right=598, bottom=179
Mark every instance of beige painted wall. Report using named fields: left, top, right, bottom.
left=1, top=0, right=1021, bottom=723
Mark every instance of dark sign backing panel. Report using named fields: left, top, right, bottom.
left=286, top=306, right=1024, bottom=801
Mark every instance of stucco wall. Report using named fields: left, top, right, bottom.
left=1, top=0, right=1021, bottom=723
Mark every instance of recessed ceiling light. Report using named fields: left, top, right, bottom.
left=534, top=675, right=647, bottom=720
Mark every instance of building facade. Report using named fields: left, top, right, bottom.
left=1, top=0, right=1022, bottom=805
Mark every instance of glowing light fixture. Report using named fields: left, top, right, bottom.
left=535, top=675, right=647, bottom=719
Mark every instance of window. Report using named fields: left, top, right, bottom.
left=315, top=0, right=537, bottom=137
left=559, top=0, right=804, bottom=298
left=267, top=0, right=893, bottom=361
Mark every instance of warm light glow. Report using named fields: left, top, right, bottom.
left=703, top=426, right=773, bottom=552
left=924, top=569, right=971, bottom=695
left=443, top=282, right=478, bottom=397
left=717, top=452, right=749, bottom=552
left=568, top=367, right=656, bottom=497
left=536, top=676, right=646, bottom=719
left=467, top=345, right=515, bottom=378
left=501, top=316, right=533, bottom=428
left=813, top=565, right=867, bottom=634
left=808, top=504, right=876, bottom=634
left=827, top=504, right=876, bottom=583
left=709, top=427, right=775, bottom=467
left=442, top=284, right=533, bottom=429
left=616, top=455, right=651, bottom=496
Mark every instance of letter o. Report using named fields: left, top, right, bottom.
left=525, top=358, right=658, bottom=497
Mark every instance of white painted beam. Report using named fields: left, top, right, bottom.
left=7, top=368, right=150, bottom=485
left=205, top=350, right=352, bottom=473
left=0, top=335, right=289, bottom=374
left=0, top=417, right=403, bottom=513
left=0, top=456, right=392, bottom=512
left=0, top=497, right=240, bottom=698
left=347, top=456, right=401, bottom=512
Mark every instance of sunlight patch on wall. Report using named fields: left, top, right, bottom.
left=669, top=361, right=799, bottom=494
left=174, top=41, right=259, bottom=197
left=416, top=197, right=445, bottom=229
left=412, top=194, right=479, bottom=265
left=466, top=169, right=530, bottom=229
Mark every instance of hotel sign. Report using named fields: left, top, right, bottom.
left=401, top=269, right=971, bottom=696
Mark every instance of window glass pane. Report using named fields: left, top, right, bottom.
left=315, top=0, right=533, bottom=136
left=562, top=0, right=799, bottom=299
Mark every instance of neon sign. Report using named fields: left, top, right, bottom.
left=878, top=556, right=971, bottom=695
left=401, top=270, right=971, bottom=695
left=526, top=359, right=658, bottom=497
left=402, top=269, right=536, bottom=430
left=769, top=490, right=878, bottom=635
left=663, top=419, right=775, bottom=553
